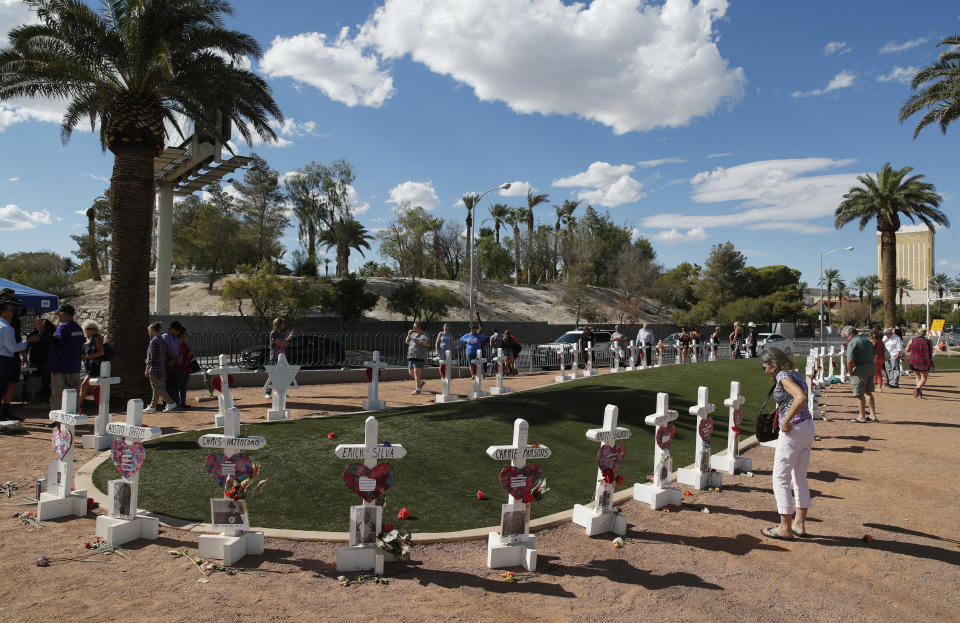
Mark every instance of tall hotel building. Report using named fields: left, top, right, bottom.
left=876, top=224, right=934, bottom=297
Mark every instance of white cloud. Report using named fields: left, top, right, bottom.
left=357, top=0, right=745, bottom=134
left=877, top=66, right=918, bottom=84
left=880, top=37, right=927, bottom=54
left=936, top=259, right=960, bottom=271
left=707, top=152, right=733, bottom=159
left=8, top=177, right=18, bottom=182
left=636, top=157, right=688, bottom=168
left=260, top=29, right=395, bottom=108
left=791, top=71, right=856, bottom=97
left=385, top=180, right=440, bottom=210
left=0, top=203, right=53, bottom=230
left=346, top=185, right=371, bottom=215
left=553, top=161, right=645, bottom=208
left=823, top=41, right=851, bottom=56
left=640, top=157, right=860, bottom=233
left=653, top=227, right=709, bottom=243
left=499, top=181, right=531, bottom=197
left=84, top=173, right=109, bottom=183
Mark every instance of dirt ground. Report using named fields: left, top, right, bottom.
left=0, top=369, right=958, bottom=622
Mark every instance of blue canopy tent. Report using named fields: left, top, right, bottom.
left=0, top=277, right=59, bottom=311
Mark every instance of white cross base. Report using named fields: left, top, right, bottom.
left=554, top=346, right=569, bottom=383
left=677, top=386, right=723, bottom=490
left=335, top=416, right=406, bottom=572
left=489, top=348, right=511, bottom=395
left=467, top=355, right=488, bottom=399
left=82, top=361, right=120, bottom=450
left=361, top=351, right=387, bottom=411
left=37, top=390, right=89, bottom=520
left=710, top=381, right=752, bottom=475
left=486, top=419, right=551, bottom=571
left=265, top=353, right=300, bottom=421
left=573, top=405, right=631, bottom=536
left=97, top=399, right=162, bottom=545
left=435, top=349, right=460, bottom=403
left=633, top=392, right=682, bottom=509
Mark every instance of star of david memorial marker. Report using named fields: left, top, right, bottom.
left=264, top=353, right=299, bottom=421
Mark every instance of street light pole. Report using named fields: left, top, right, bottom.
left=468, top=182, right=511, bottom=324
left=819, top=245, right=855, bottom=345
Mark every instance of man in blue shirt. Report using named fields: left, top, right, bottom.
left=37, top=304, right=85, bottom=411
left=460, top=324, right=487, bottom=380
left=1, top=301, right=39, bottom=421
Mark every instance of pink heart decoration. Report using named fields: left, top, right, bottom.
left=110, top=439, right=146, bottom=479
left=498, top=464, right=542, bottom=499
left=342, top=463, right=395, bottom=502
left=51, top=425, right=72, bottom=460
left=656, top=424, right=675, bottom=450
left=597, top=444, right=625, bottom=471
left=698, top=417, right=714, bottom=442
left=732, top=408, right=743, bottom=429
left=205, top=453, right=254, bottom=487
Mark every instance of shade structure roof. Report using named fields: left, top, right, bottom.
left=0, top=277, right=59, bottom=311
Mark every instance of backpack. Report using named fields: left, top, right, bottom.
left=101, top=341, right=114, bottom=361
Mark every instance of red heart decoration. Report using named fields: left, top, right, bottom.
left=342, top=463, right=395, bottom=503
left=732, top=408, right=743, bottom=429
left=698, top=417, right=714, bottom=442
left=493, top=361, right=499, bottom=374
left=470, top=364, right=477, bottom=376
left=110, top=439, right=146, bottom=479
left=499, top=464, right=542, bottom=499
left=656, top=424, right=675, bottom=450
left=51, top=425, right=72, bottom=460
left=211, top=374, right=235, bottom=393
left=597, top=444, right=625, bottom=471
left=205, top=453, right=254, bottom=487
left=439, top=363, right=447, bottom=377
left=365, top=367, right=373, bottom=381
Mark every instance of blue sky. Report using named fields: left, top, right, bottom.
left=1, top=0, right=958, bottom=288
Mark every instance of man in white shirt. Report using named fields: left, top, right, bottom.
left=636, top=323, right=654, bottom=364
left=1, top=302, right=39, bottom=421
left=882, top=327, right=903, bottom=389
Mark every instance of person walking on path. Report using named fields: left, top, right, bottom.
left=161, top=321, right=183, bottom=406
left=26, top=318, right=54, bottom=403
left=905, top=328, right=934, bottom=398
left=266, top=317, right=293, bottom=398
left=77, top=320, right=105, bottom=405
left=503, top=329, right=521, bottom=375
left=677, top=328, right=690, bottom=363
left=870, top=328, right=887, bottom=392
left=843, top=326, right=877, bottom=422
left=882, top=328, right=903, bottom=389
left=729, top=322, right=744, bottom=359
left=758, top=347, right=815, bottom=540
left=636, top=323, right=654, bottom=365
left=746, top=322, right=759, bottom=359
left=459, top=324, right=487, bottom=382
left=405, top=322, right=431, bottom=395
left=579, top=325, right=596, bottom=367
left=176, top=326, right=194, bottom=409
left=37, top=304, right=85, bottom=411
left=488, top=328, right=503, bottom=375
left=144, top=322, right=177, bottom=413
left=1, top=301, right=39, bottom=421
left=708, top=327, right=720, bottom=360
left=434, top=323, right=454, bottom=362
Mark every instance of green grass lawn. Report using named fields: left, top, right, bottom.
left=93, top=359, right=785, bottom=532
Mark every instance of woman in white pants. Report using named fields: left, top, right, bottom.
left=759, top=347, right=815, bottom=540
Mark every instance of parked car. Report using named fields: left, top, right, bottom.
left=535, top=329, right=613, bottom=369
left=758, top=332, right=793, bottom=355
left=239, top=334, right=346, bottom=370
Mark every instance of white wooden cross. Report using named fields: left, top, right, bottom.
left=208, top=354, right=244, bottom=427
left=264, top=353, right=300, bottom=420
left=573, top=405, right=631, bottom=536
left=610, top=342, right=622, bottom=373
left=435, top=349, right=460, bottom=403
left=626, top=340, right=637, bottom=371
left=711, top=381, right=750, bottom=475
left=361, top=351, right=387, bottom=411
left=827, top=345, right=836, bottom=378
left=690, top=340, right=699, bottom=363
left=817, top=347, right=826, bottom=383
left=468, top=353, right=488, bottom=398
left=83, top=360, right=120, bottom=450
left=490, top=348, right=511, bottom=395
left=105, top=399, right=161, bottom=518
left=583, top=343, right=596, bottom=376
left=554, top=346, right=568, bottom=383
left=570, top=344, right=581, bottom=380
left=656, top=341, right=664, bottom=367
left=633, top=393, right=684, bottom=509
left=585, top=405, right=631, bottom=510
left=677, top=386, right=721, bottom=490
left=838, top=343, right=848, bottom=382
left=486, top=419, right=552, bottom=503
left=46, top=390, right=88, bottom=499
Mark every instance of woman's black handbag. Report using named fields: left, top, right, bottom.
left=755, top=385, right=779, bottom=442
left=189, top=358, right=202, bottom=374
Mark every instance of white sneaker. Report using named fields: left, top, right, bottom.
left=163, top=403, right=178, bottom=412
left=411, top=388, right=421, bottom=395
left=143, top=405, right=157, bottom=413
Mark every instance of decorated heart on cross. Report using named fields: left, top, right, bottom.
left=110, top=439, right=146, bottom=478
left=342, top=462, right=395, bottom=502
left=597, top=444, right=625, bottom=471
left=439, top=363, right=447, bottom=377
left=365, top=367, right=373, bottom=381
left=732, top=408, right=743, bottom=429
left=492, top=361, right=499, bottom=374
left=656, top=424, right=675, bottom=450
left=498, top=464, right=542, bottom=499
left=205, top=452, right=254, bottom=487
left=51, top=425, right=72, bottom=460
left=698, top=417, right=714, bottom=442
left=211, top=374, right=235, bottom=393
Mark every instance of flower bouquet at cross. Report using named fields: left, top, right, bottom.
left=376, top=520, right=414, bottom=562
left=223, top=462, right=267, bottom=500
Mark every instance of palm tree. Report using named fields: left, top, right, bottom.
left=85, top=206, right=102, bottom=281
left=822, top=268, right=841, bottom=321
left=834, top=280, right=848, bottom=315
left=318, top=217, right=372, bottom=277
left=553, top=199, right=580, bottom=282
left=424, top=216, right=444, bottom=279
left=488, top=203, right=509, bottom=245
left=0, top=0, right=282, bottom=402
left=462, top=193, right=479, bottom=283
left=898, top=34, right=960, bottom=138
left=524, top=189, right=549, bottom=284
left=896, top=278, right=912, bottom=314
left=864, top=275, right=880, bottom=324
left=930, top=272, right=951, bottom=314
left=503, top=208, right=524, bottom=285
left=284, top=166, right=323, bottom=270
left=852, top=276, right=870, bottom=303
left=835, top=163, right=947, bottom=328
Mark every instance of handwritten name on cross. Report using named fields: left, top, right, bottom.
left=49, top=390, right=88, bottom=496
left=198, top=401, right=266, bottom=458
left=335, top=416, right=406, bottom=505
left=89, top=361, right=120, bottom=440
left=723, top=381, right=746, bottom=468
left=646, top=393, right=678, bottom=489
left=486, top=419, right=551, bottom=503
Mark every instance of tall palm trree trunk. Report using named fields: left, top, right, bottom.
left=880, top=229, right=897, bottom=328
left=87, top=208, right=102, bottom=281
